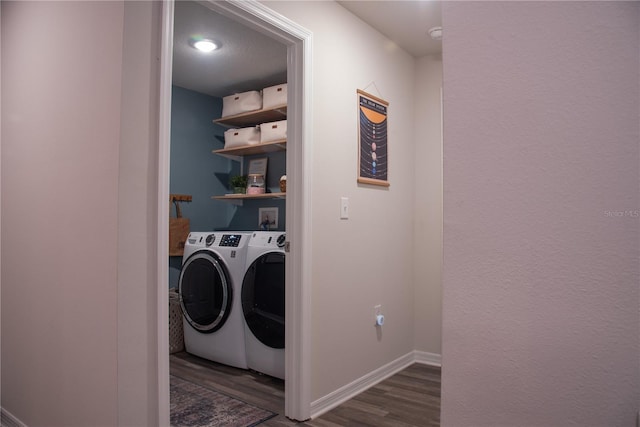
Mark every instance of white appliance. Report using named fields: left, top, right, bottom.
left=178, top=232, right=252, bottom=369
left=242, top=231, right=286, bottom=380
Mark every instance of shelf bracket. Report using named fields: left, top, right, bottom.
left=214, top=153, right=243, bottom=163
left=213, top=197, right=243, bottom=206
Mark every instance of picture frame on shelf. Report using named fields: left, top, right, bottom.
left=247, top=157, right=268, bottom=177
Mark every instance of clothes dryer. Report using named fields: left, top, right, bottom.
left=241, top=231, right=286, bottom=380
left=178, top=232, right=251, bottom=369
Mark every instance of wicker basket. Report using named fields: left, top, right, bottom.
left=169, top=289, right=184, bottom=354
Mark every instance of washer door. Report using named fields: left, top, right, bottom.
left=242, top=252, right=285, bottom=349
left=179, top=251, right=232, bottom=334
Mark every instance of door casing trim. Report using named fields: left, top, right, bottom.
left=157, top=0, right=313, bottom=422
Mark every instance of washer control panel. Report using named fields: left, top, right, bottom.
left=219, top=234, right=243, bottom=247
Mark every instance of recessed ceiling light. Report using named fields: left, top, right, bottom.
left=190, top=38, right=219, bottom=53
left=428, top=26, right=442, bottom=41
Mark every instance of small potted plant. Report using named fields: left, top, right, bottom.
left=229, top=175, right=247, bottom=194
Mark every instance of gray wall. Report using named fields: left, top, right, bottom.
left=265, top=1, right=420, bottom=401
left=413, top=54, right=443, bottom=358
left=117, top=2, right=162, bottom=424
left=2, top=2, right=123, bottom=424
left=441, top=2, right=639, bottom=425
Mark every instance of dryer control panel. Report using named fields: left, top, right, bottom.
left=249, top=232, right=286, bottom=248
left=219, top=234, right=243, bottom=247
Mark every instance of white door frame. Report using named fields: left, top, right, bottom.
left=157, top=0, right=313, bottom=423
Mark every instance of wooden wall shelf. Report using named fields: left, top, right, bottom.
left=211, top=103, right=287, bottom=205
left=212, top=139, right=286, bottom=158
left=212, top=192, right=286, bottom=206
left=212, top=192, right=286, bottom=201
left=213, top=105, right=287, bottom=128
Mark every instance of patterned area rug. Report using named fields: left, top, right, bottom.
left=170, top=375, right=276, bottom=427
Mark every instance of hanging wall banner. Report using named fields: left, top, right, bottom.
left=357, top=89, right=390, bottom=187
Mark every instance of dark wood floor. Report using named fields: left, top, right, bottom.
left=170, top=352, right=441, bottom=426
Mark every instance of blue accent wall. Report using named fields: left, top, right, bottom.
left=170, top=85, right=232, bottom=231
left=168, top=85, right=287, bottom=287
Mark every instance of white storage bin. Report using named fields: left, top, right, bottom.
left=260, top=120, right=287, bottom=143
left=221, top=90, right=262, bottom=117
left=224, top=127, right=260, bottom=148
left=262, top=83, right=287, bottom=109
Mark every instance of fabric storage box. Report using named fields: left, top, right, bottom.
left=262, top=83, right=287, bottom=109
left=224, top=126, right=260, bottom=148
left=169, top=289, right=184, bottom=354
left=260, top=120, right=287, bottom=143
left=221, top=90, right=262, bottom=117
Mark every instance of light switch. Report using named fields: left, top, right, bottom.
left=340, top=197, right=349, bottom=219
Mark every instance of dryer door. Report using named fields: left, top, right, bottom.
left=242, top=252, right=285, bottom=349
left=179, top=251, right=232, bottom=334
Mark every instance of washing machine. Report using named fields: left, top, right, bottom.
left=178, top=231, right=252, bottom=369
left=242, top=231, right=286, bottom=379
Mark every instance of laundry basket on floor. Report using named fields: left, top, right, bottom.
left=169, top=288, right=184, bottom=354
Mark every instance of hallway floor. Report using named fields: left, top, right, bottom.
left=170, top=352, right=440, bottom=426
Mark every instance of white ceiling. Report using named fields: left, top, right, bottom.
left=172, top=1, right=287, bottom=97
left=172, top=1, right=442, bottom=98
left=338, top=1, right=442, bottom=58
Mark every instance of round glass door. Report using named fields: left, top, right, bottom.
left=242, top=252, right=285, bottom=349
left=179, top=251, right=232, bottom=333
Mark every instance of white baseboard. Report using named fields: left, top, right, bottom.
left=1, top=408, right=27, bottom=427
left=310, top=350, right=441, bottom=419
left=414, top=350, right=442, bottom=367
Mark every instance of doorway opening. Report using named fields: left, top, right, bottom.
left=157, top=0, right=313, bottom=423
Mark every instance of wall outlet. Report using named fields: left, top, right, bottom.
left=373, top=304, right=384, bottom=326
left=373, top=304, right=382, bottom=317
